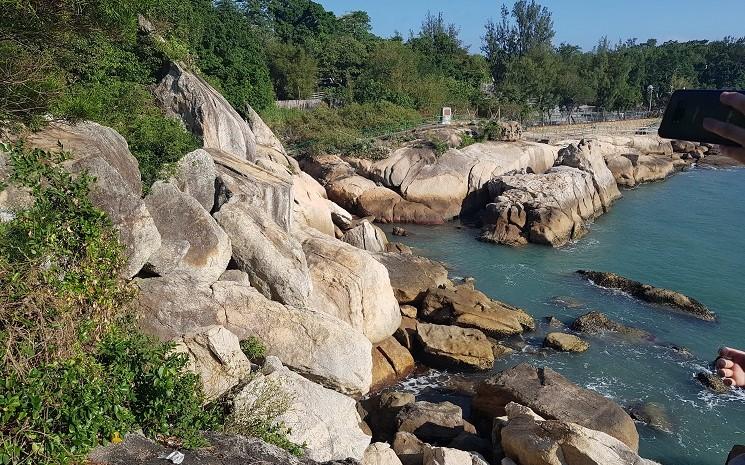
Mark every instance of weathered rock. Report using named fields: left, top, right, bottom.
left=375, top=253, right=451, bottom=304
left=501, top=403, right=659, bottom=465
left=137, top=277, right=372, bottom=396
left=497, top=121, right=523, bottom=142
left=234, top=363, right=371, bottom=462
left=571, top=311, right=652, bottom=340
left=145, top=181, right=231, bottom=283
left=482, top=166, right=604, bottom=247
left=173, top=325, right=250, bottom=402
left=219, top=269, right=251, bottom=284
left=173, top=148, right=217, bottom=211
left=473, top=364, right=639, bottom=451
left=419, top=285, right=535, bottom=338
left=544, top=332, right=590, bottom=352
left=301, top=229, right=401, bottom=344
left=215, top=198, right=312, bottom=308
left=363, top=443, right=403, bottom=465
left=24, top=122, right=160, bottom=277
left=343, top=220, right=390, bottom=253
left=577, top=270, right=715, bottom=321
left=415, top=323, right=495, bottom=371
left=356, top=186, right=445, bottom=225
left=627, top=402, right=673, bottom=433
left=395, top=317, right=419, bottom=351
left=88, top=432, right=335, bottom=465
left=0, top=149, right=33, bottom=221
left=360, top=391, right=416, bottom=443
left=392, top=226, right=409, bottom=237
left=447, top=432, right=491, bottom=457
left=372, top=337, right=416, bottom=391
left=396, top=401, right=465, bottom=444
left=400, top=305, right=418, bottom=319
left=211, top=149, right=294, bottom=232
left=545, top=316, right=565, bottom=328
left=557, top=139, right=622, bottom=208
left=696, top=371, right=731, bottom=394
left=246, top=103, right=298, bottom=172
left=154, top=63, right=257, bottom=162
left=293, top=171, right=336, bottom=236
left=393, top=432, right=425, bottom=465
left=423, top=446, right=488, bottom=465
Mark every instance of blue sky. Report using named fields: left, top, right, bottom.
left=317, top=0, right=745, bottom=52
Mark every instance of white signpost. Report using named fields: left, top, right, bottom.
left=442, top=107, right=452, bottom=125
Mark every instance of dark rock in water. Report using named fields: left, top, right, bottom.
left=359, top=391, right=415, bottom=443
left=577, top=270, right=715, bottom=321
left=447, top=431, right=491, bottom=457
left=472, top=363, right=639, bottom=451
left=549, top=295, right=585, bottom=309
left=544, top=316, right=565, bottom=328
left=572, top=311, right=652, bottom=341
left=392, top=226, right=409, bottom=237
left=627, top=402, right=674, bottom=433
left=696, top=371, right=731, bottom=394
left=88, top=432, right=359, bottom=465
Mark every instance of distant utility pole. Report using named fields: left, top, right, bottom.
left=647, top=85, right=654, bottom=112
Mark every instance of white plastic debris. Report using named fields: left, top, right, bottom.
left=158, top=450, right=185, bottom=464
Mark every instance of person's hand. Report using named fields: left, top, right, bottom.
left=716, top=347, right=745, bottom=387
left=703, top=91, right=745, bottom=163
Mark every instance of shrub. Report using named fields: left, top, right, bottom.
left=0, top=144, right=219, bottom=465
left=240, top=336, right=267, bottom=362
left=226, top=375, right=304, bottom=457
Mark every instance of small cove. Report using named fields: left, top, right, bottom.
left=388, top=166, right=745, bottom=465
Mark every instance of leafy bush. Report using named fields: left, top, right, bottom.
left=0, top=144, right=218, bottom=465
left=240, top=336, right=267, bottom=362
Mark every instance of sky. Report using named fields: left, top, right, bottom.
left=317, top=0, right=745, bottom=52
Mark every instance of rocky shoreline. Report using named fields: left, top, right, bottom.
left=2, top=53, right=737, bottom=465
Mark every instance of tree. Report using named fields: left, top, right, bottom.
left=267, top=42, right=318, bottom=99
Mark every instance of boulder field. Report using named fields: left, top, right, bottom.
left=2, top=60, right=681, bottom=465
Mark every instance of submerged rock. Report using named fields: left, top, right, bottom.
left=696, top=371, right=731, bottom=394
left=543, top=332, right=590, bottom=352
left=627, top=402, right=673, bottom=433
left=571, top=311, right=652, bottom=341
left=577, top=270, right=715, bottom=321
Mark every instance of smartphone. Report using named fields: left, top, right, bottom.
left=659, top=89, right=745, bottom=146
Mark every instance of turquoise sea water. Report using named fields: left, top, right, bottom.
left=388, top=167, right=745, bottom=465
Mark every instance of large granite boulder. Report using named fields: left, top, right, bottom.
left=393, top=432, right=425, bottom=465
left=472, top=364, right=639, bottom=451
left=501, top=403, right=659, bottom=465
left=419, top=284, right=535, bottom=338
left=234, top=362, right=371, bottom=462
left=342, top=220, right=389, bottom=253
left=136, top=277, right=372, bottom=395
left=556, top=139, right=621, bottom=208
left=363, top=443, right=403, bottom=465
left=172, top=148, right=217, bottom=211
left=481, top=166, right=604, bottom=247
left=154, top=62, right=257, bottom=162
left=293, top=171, right=336, bottom=236
left=246, top=103, right=299, bottom=173
left=577, top=270, right=715, bottom=321
left=415, top=323, right=495, bottom=371
left=374, top=253, right=451, bottom=304
left=24, top=121, right=160, bottom=277
left=422, top=446, right=488, bottom=465
left=173, top=325, right=251, bottom=402
left=215, top=198, right=312, bottom=308
left=210, top=149, right=293, bottom=232
left=145, top=181, right=231, bottom=283
left=300, top=229, right=401, bottom=344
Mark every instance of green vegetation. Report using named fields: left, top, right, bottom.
left=0, top=144, right=299, bottom=464
left=240, top=336, right=267, bottom=362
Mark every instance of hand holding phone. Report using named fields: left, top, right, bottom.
left=703, top=92, right=745, bottom=163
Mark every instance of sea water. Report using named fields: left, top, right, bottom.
left=389, top=167, right=745, bottom=465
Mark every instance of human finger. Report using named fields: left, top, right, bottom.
left=723, top=377, right=736, bottom=387
left=720, top=347, right=745, bottom=358
left=704, top=118, right=745, bottom=146
left=718, top=368, right=734, bottom=378
left=721, top=92, right=745, bottom=115
left=717, top=358, right=735, bottom=369
left=720, top=146, right=745, bottom=164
